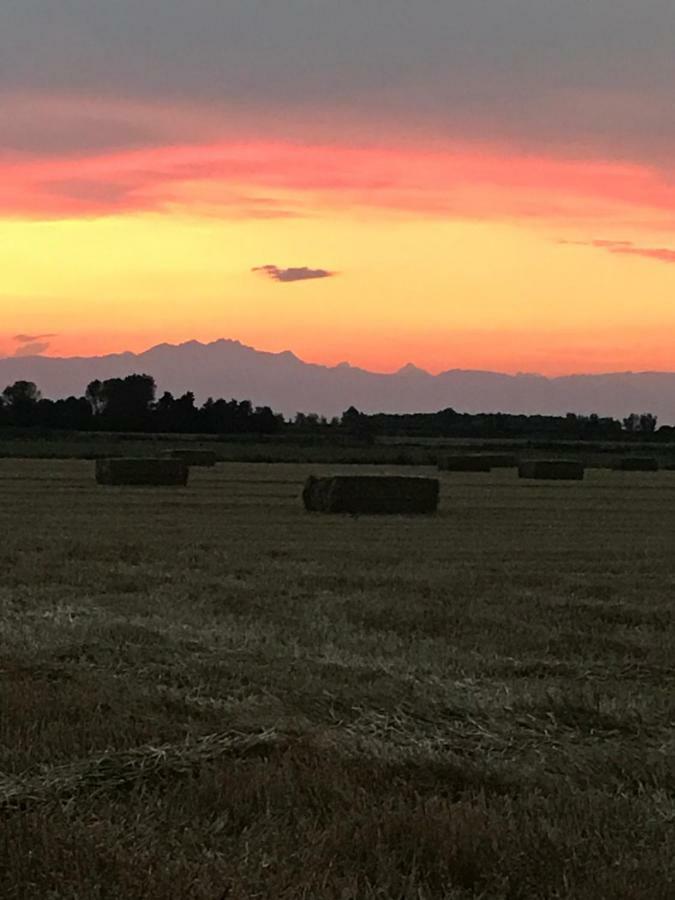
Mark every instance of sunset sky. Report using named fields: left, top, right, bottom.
left=2, top=1, right=675, bottom=374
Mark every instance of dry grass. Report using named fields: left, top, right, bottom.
left=1, top=459, right=674, bottom=898
left=437, top=456, right=492, bottom=472
left=612, top=458, right=660, bottom=472
left=518, top=460, right=585, bottom=480
left=302, top=475, right=439, bottom=514
left=95, top=458, right=189, bottom=486
left=161, top=449, right=218, bottom=467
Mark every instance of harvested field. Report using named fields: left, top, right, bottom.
left=1, top=431, right=674, bottom=471
left=473, top=454, right=518, bottom=468
left=303, top=474, right=439, bottom=514
left=96, top=458, right=189, bottom=486
left=613, top=457, right=660, bottom=472
left=519, top=459, right=585, bottom=481
left=161, top=448, right=218, bottom=467
left=438, top=455, right=492, bottom=472
left=1, top=459, right=674, bottom=899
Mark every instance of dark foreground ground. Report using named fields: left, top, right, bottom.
left=1, top=460, right=674, bottom=899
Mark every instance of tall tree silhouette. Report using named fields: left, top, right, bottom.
left=86, top=374, right=156, bottom=431
left=2, top=381, right=41, bottom=427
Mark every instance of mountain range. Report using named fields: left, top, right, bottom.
left=1, top=339, right=674, bottom=423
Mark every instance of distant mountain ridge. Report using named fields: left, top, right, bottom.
left=1, top=338, right=674, bottom=423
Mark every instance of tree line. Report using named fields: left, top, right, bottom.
left=0, top=376, right=282, bottom=434
left=0, top=375, right=671, bottom=440
left=340, top=407, right=667, bottom=441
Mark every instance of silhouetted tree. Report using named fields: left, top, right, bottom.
left=253, top=406, right=282, bottom=434
left=85, top=379, right=105, bottom=416
left=341, top=406, right=361, bottom=430
left=87, top=374, right=156, bottom=430
left=154, top=391, right=177, bottom=432
left=341, top=406, right=375, bottom=443
left=2, top=381, right=42, bottom=426
left=38, top=397, right=93, bottom=430
left=639, top=413, right=658, bottom=434
left=623, top=412, right=657, bottom=435
left=623, top=413, right=640, bottom=434
left=155, top=391, right=199, bottom=432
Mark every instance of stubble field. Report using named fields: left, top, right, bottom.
left=1, top=459, right=674, bottom=899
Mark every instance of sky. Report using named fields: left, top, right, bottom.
left=1, top=0, right=675, bottom=374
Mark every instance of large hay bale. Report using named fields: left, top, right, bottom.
left=96, top=458, right=189, bottom=486
left=303, top=475, right=439, bottom=514
left=438, top=455, right=492, bottom=472
left=161, top=448, right=218, bottom=467
left=518, top=460, right=584, bottom=481
left=612, top=457, right=659, bottom=472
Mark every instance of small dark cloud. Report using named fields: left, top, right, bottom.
left=253, top=264, right=335, bottom=283
left=14, top=333, right=57, bottom=343
left=12, top=333, right=56, bottom=357
left=13, top=341, right=51, bottom=357
left=561, top=239, right=675, bottom=264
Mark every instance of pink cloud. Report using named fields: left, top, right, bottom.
left=564, top=238, right=675, bottom=264
left=3, top=93, right=675, bottom=229
left=611, top=245, right=675, bottom=264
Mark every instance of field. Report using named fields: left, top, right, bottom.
left=1, top=429, right=674, bottom=470
left=2, top=459, right=674, bottom=899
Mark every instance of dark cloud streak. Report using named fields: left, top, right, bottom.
left=12, top=334, right=57, bottom=356
left=253, top=264, right=335, bottom=283
left=14, top=333, right=57, bottom=343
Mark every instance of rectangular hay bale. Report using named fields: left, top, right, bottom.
left=438, top=455, right=492, bottom=472
left=161, top=448, right=218, bottom=467
left=612, top=457, right=659, bottom=472
left=518, top=460, right=584, bottom=481
left=96, top=458, right=189, bottom=486
left=303, top=475, right=439, bottom=514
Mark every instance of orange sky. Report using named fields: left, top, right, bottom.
left=2, top=96, right=675, bottom=374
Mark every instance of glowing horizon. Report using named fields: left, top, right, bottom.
left=2, top=122, right=675, bottom=376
